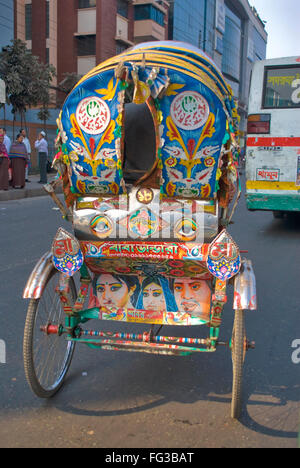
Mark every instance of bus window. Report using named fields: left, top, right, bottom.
left=263, top=65, right=300, bottom=109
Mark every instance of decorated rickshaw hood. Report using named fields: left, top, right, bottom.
left=57, top=41, right=238, bottom=199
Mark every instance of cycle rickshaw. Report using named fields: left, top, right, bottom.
left=23, top=41, right=256, bottom=419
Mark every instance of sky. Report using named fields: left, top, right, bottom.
left=249, top=0, right=300, bottom=59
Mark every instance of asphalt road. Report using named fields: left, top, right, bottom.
left=0, top=182, right=299, bottom=448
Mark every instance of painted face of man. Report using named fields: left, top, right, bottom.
left=173, top=278, right=211, bottom=317
left=96, top=274, right=130, bottom=309
left=142, top=282, right=166, bottom=312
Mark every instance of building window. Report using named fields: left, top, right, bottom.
left=117, top=0, right=128, bottom=18
left=253, top=26, right=267, bottom=61
left=135, top=4, right=165, bottom=27
left=204, top=0, right=215, bottom=56
left=171, top=0, right=205, bottom=49
left=46, top=0, right=49, bottom=39
left=116, top=42, right=127, bottom=55
left=25, top=4, right=32, bottom=41
left=78, top=0, right=96, bottom=9
left=215, top=36, right=223, bottom=54
left=222, top=6, right=241, bottom=81
left=77, top=35, right=96, bottom=56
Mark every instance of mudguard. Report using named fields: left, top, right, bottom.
left=23, top=252, right=54, bottom=299
left=233, top=258, right=257, bottom=310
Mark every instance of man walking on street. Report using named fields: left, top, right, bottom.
left=20, top=128, right=31, bottom=182
left=35, top=130, right=48, bottom=184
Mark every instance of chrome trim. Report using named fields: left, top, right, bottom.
left=72, top=188, right=219, bottom=242
left=23, top=252, right=54, bottom=299
left=233, top=258, right=257, bottom=310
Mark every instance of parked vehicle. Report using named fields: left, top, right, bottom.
left=246, top=56, right=300, bottom=218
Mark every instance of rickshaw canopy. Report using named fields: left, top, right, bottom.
left=56, top=41, right=238, bottom=201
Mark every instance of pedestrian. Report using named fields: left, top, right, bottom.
left=0, top=130, right=9, bottom=191
left=2, top=128, right=11, bottom=154
left=35, top=130, right=48, bottom=184
left=9, top=133, right=28, bottom=189
left=20, top=128, right=31, bottom=182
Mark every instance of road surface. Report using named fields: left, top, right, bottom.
left=0, top=184, right=299, bottom=448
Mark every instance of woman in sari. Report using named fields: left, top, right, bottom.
left=9, top=133, right=28, bottom=189
left=0, top=131, right=9, bottom=191
left=136, top=275, right=178, bottom=313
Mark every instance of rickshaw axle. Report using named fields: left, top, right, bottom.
left=39, top=325, right=255, bottom=352
left=79, top=329, right=212, bottom=346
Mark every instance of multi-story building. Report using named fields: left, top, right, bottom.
left=14, top=0, right=169, bottom=84
left=0, top=0, right=14, bottom=105
left=168, top=0, right=268, bottom=144
left=1, top=0, right=60, bottom=162
left=0, top=0, right=170, bottom=166
left=0, top=0, right=14, bottom=46
left=0, top=0, right=168, bottom=165
left=1, top=0, right=266, bottom=163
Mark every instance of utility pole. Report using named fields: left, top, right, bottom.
left=203, top=0, right=207, bottom=52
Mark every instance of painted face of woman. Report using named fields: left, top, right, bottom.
left=96, top=274, right=130, bottom=309
left=142, top=282, right=166, bottom=312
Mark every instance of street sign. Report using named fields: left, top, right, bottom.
left=0, top=79, right=6, bottom=104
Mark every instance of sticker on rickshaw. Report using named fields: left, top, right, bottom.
left=52, top=228, right=84, bottom=276
left=90, top=215, right=114, bottom=239
left=206, top=229, right=241, bottom=280
left=136, top=187, right=154, bottom=204
left=75, top=96, right=111, bottom=135
left=118, top=207, right=167, bottom=239
left=170, top=91, right=210, bottom=130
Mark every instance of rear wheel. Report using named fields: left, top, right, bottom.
left=231, top=309, right=246, bottom=419
left=23, top=268, right=77, bottom=398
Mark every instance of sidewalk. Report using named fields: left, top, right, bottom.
left=0, top=173, right=62, bottom=202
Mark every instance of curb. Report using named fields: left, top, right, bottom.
left=0, top=181, right=62, bottom=202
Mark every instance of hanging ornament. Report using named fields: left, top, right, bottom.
left=206, top=229, right=241, bottom=280
left=52, top=228, right=83, bottom=276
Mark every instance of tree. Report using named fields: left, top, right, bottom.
left=35, top=61, right=57, bottom=130
left=50, top=72, right=82, bottom=107
left=0, top=39, right=56, bottom=135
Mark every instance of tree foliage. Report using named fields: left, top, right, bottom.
left=50, top=72, right=82, bottom=107
left=0, top=39, right=56, bottom=121
left=57, top=72, right=82, bottom=95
